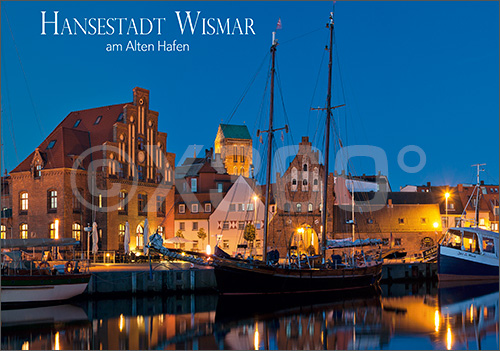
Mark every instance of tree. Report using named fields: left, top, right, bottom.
left=197, top=228, right=207, bottom=246
left=243, top=223, right=256, bottom=244
left=175, top=229, right=184, bottom=238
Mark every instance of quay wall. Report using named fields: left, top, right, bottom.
left=83, top=262, right=437, bottom=295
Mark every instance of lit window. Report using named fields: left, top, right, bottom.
left=233, top=146, right=238, bottom=162
left=192, top=204, right=199, bottom=213
left=247, top=203, right=254, bottom=211
left=94, top=115, right=102, bottom=125
left=1, top=225, right=6, bottom=239
left=49, top=222, right=56, bottom=239
left=98, top=194, right=102, bottom=208
left=205, top=203, right=212, bottom=212
left=48, top=190, right=57, bottom=211
left=46, top=140, right=56, bottom=149
left=308, top=203, right=313, bottom=212
left=179, top=204, right=185, bottom=214
left=238, top=203, right=245, bottom=212
left=72, top=223, right=81, bottom=241
left=296, top=203, right=302, bottom=212
left=73, top=119, right=81, bottom=128
left=35, top=164, right=42, bottom=178
left=240, top=146, right=245, bottom=162
left=223, top=240, right=230, bottom=249
left=20, top=192, right=28, bottom=211
left=191, top=178, right=197, bottom=192
left=20, top=223, right=28, bottom=239
left=157, top=226, right=164, bottom=236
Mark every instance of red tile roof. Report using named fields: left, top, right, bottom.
left=12, top=103, right=128, bottom=173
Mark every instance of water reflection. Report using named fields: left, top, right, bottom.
left=1, top=282, right=498, bottom=350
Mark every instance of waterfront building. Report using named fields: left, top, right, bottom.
left=209, top=176, right=269, bottom=256
left=174, top=148, right=234, bottom=252
left=6, top=87, right=176, bottom=253
left=214, top=124, right=253, bottom=177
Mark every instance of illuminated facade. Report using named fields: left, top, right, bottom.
left=214, top=124, right=253, bottom=177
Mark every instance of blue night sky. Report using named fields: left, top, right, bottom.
left=1, top=1, right=498, bottom=190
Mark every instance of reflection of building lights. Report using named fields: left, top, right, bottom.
left=119, top=314, right=125, bottom=332
left=106, top=253, right=110, bottom=257
left=137, top=315, right=144, bottom=325
left=21, top=341, right=29, bottom=350
left=446, top=327, right=452, bottom=350
left=159, top=314, right=164, bottom=325
left=254, top=323, right=259, bottom=350
left=470, top=304, right=474, bottom=323
left=484, top=307, right=488, bottom=318
left=181, top=252, right=186, bottom=256
left=434, top=310, right=440, bottom=332
left=55, top=331, right=60, bottom=350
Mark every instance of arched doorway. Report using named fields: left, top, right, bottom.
left=291, top=224, right=319, bottom=256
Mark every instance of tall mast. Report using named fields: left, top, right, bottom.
left=263, top=32, right=278, bottom=264
left=472, top=163, right=486, bottom=227
left=320, top=13, right=334, bottom=261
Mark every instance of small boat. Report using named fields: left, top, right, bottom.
left=1, top=238, right=91, bottom=305
left=437, top=165, right=499, bottom=281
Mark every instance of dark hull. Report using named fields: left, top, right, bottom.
left=437, top=246, right=499, bottom=281
left=213, top=260, right=383, bottom=294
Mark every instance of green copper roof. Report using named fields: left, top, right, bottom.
left=219, top=124, right=251, bottom=140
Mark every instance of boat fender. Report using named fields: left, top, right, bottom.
left=65, top=261, right=74, bottom=273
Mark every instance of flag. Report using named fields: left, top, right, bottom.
left=276, top=18, right=282, bottom=30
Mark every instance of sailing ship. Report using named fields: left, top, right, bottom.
left=437, top=164, right=499, bottom=281
left=1, top=238, right=91, bottom=305
left=148, top=11, right=383, bottom=294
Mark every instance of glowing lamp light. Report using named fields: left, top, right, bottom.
left=54, top=219, right=59, bottom=239
left=433, top=222, right=439, bottom=228
left=297, top=228, right=305, bottom=234
left=119, top=314, right=125, bottom=332
left=445, top=192, right=450, bottom=199
left=253, top=195, right=259, bottom=201
left=206, top=244, right=211, bottom=255
left=55, top=331, right=60, bottom=350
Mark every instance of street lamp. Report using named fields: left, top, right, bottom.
left=445, top=192, right=450, bottom=230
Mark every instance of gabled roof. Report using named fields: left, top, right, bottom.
left=219, top=124, right=251, bottom=140
left=12, top=103, right=128, bottom=173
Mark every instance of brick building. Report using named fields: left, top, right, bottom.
left=8, top=87, right=175, bottom=253
left=174, top=148, right=234, bottom=252
left=214, top=124, right=253, bottom=177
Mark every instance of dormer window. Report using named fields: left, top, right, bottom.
left=94, top=115, right=102, bottom=125
left=35, top=165, right=42, bottom=178
left=46, top=140, right=56, bottom=149
left=73, top=119, right=81, bottom=128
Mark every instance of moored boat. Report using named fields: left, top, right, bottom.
left=1, top=238, right=91, bottom=305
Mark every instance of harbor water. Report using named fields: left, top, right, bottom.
left=2, top=281, right=498, bottom=350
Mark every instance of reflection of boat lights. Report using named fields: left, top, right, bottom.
left=470, top=304, right=474, bottom=323
left=159, top=314, right=164, bottom=325
left=119, top=314, right=125, bottom=332
left=254, top=323, right=259, bottom=350
left=446, top=327, right=452, bottom=350
left=55, top=331, right=60, bottom=350
left=206, top=245, right=211, bottom=255
left=320, top=331, right=324, bottom=344
left=484, top=307, right=488, bottom=318
left=434, top=310, right=440, bottom=332
left=137, top=315, right=144, bottom=325
left=21, top=341, right=29, bottom=350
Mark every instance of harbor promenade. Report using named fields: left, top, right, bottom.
left=83, top=261, right=437, bottom=296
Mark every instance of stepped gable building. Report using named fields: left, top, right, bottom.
left=214, top=124, right=253, bottom=177
left=268, top=136, right=338, bottom=257
left=9, top=87, right=175, bottom=253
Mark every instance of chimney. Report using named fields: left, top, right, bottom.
left=458, top=184, right=463, bottom=192
left=480, top=180, right=484, bottom=185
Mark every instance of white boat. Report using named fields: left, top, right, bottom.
left=1, top=238, right=91, bottom=305
left=437, top=164, right=499, bottom=281
left=438, top=227, right=499, bottom=280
